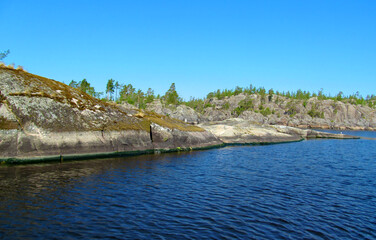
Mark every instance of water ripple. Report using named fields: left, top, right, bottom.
left=1, top=132, right=376, bottom=239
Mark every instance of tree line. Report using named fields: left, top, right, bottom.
left=2, top=48, right=373, bottom=109
left=1, top=48, right=375, bottom=109
left=68, top=78, right=181, bottom=109
left=68, top=77, right=376, bottom=111
left=205, top=85, right=376, bottom=108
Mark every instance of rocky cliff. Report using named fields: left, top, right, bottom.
left=0, top=66, right=221, bottom=162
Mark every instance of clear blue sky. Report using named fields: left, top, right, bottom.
left=1, top=0, right=375, bottom=100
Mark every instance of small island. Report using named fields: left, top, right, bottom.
left=0, top=65, right=361, bottom=164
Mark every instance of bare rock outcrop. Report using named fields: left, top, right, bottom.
left=199, top=118, right=358, bottom=144
left=0, top=67, right=222, bottom=162
left=200, top=94, right=376, bottom=130
left=124, top=90, right=376, bottom=130
left=146, top=99, right=201, bottom=124
left=0, top=66, right=363, bottom=164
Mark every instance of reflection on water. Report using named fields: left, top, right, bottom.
left=0, top=152, right=198, bottom=202
left=1, top=135, right=376, bottom=239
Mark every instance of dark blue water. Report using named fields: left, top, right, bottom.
left=1, top=131, right=376, bottom=239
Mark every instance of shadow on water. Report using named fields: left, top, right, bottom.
left=0, top=150, right=203, bottom=198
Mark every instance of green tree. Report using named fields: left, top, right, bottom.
left=80, top=79, right=96, bottom=97
left=165, top=83, right=179, bottom=105
left=79, top=79, right=90, bottom=93
left=106, top=79, right=115, bottom=100
left=336, top=91, right=343, bottom=101
left=318, top=88, right=325, bottom=100
left=136, top=89, right=145, bottom=108
left=268, top=88, right=274, bottom=102
left=69, top=80, right=79, bottom=88
left=94, top=92, right=103, bottom=99
left=146, top=88, right=155, bottom=103
left=233, top=99, right=254, bottom=116
left=207, top=91, right=215, bottom=99
left=114, top=81, right=120, bottom=102
left=0, top=50, right=9, bottom=60
left=119, top=84, right=137, bottom=104
left=120, top=84, right=134, bottom=99
left=296, top=89, right=304, bottom=99
left=69, top=79, right=97, bottom=97
left=234, top=86, right=243, bottom=95
left=257, top=87, right=266, bottom=97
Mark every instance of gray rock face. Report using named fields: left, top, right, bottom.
left=202, top=108, right=231, bottom=121
left=146, top=99, right=169, bottom=115
left=200, top=94, right=376, bottom=130
left=271, top=125, right=359, bottom=139
left=150, top=123, right=221, bottom=149
left=199, top=118, right=359, bottom=144
left=170, top=105, right=201, bottom=124
left=127, top=90, right=376, bottom=130
left=214, top=93, right=247, bottom=109
left=147, top=99, right=201, bottom=124
left=239, top=111, right=265, bottom=124
left=0, top=129, right=153, bottom=158
left=199, top=118, right=302, bottom=144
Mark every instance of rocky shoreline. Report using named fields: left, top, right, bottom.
left=0, top=67, right=360, bottom=164
left=1, top=125, right=358, bottom=165
left=145, top=93, right=376, bottom=131
left=199, top=118, right=358, bottom=144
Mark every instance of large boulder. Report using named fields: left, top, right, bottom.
left=239, top=111, right=265, bottom=124
left=146, top=99, right=173, bottom=116
left=202, top=108, right=231, bottom=121
left=146, top=99, right=201, bottom=124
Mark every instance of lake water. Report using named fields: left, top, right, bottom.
left=1, top=131, right=376, bottom=239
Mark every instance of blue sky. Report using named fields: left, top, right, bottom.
left=1, top=0, right=375, bottom=100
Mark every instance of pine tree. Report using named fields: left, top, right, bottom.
left=146, top=88, right=155, bottom=103
left=80, top=79, right=90, bottom=93
left=165, top=83, right=179, bottom=105
left=69, top=80, right=79, bottom=88
left=114, top=81, right=120, bottom=102
left=106, top=79, right=115, bottom=100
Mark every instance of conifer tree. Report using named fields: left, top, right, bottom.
left=114, top=81, right=120, bottom=101
left=165, top=83, right=179, bottom=105
left=106, top=79, right=115, bottom=100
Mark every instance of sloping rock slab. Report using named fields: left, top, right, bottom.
left=199, top=118, right=303, bottom=144
left=271, top=125, right=360, bottom=139
left=199, top=118, right=359, bottom=144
